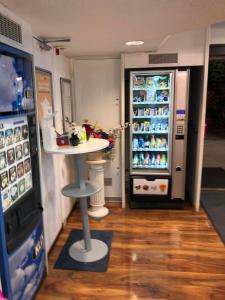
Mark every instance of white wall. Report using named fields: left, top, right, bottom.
left=0, top=4, right=33, bottom=54
left=74, top=59, right=122, bottom=200
left=121, top=27, right=208, bottom=209
left=33, top=40, right=74, bottom=252
left=210, top=21, right=225, bottom=44
left=123, top=28, right=207, bottom=69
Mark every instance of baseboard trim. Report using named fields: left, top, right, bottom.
left=105, top=197, right=122, bottom=202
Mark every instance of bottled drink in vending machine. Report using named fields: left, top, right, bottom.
left=139, top=153, right=144, bottom=166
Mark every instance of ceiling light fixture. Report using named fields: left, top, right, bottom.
left=125, top=40, right=144, bottom=46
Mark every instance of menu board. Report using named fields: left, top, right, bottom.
left=0, top=116, right=32, bottom=212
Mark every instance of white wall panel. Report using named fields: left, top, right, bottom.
left=33, top=41, right=74, bottom=252
left=74, top=59, right=121, bottom=199
left=124, top=28, right=206, bottom=68
left=210, top=21, right=225, bottom=44
left=0, top=3, right=33, bottom=54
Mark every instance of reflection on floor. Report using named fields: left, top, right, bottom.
left=36, top=206, right=225, bottom=300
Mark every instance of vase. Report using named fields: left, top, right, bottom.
left=86, top=133, right=90, bottom=141
left=70, top=133, right=80, bottom=146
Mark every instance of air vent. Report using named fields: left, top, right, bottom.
left=0, top=13, right=22, bottom=44
left=104, top=178, right=112, bottom=186
left=149, top=53, right=178, bottom=64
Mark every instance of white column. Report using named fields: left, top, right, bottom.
left=86, top=160, right=109, bottom=218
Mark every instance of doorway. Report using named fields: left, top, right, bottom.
left=202, top=45, right=225, bottom=187
left=201, top=45, right=225, bottom=245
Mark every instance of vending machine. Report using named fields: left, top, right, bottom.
left=129, top=69, right=189, bottom=208
left=0, top=42, right=46, bottom=299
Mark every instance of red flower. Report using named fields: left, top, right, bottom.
left=94, top=134, right=102, bottom=139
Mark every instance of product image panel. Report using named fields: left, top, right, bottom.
left=0, top=116, right=33, bottom=212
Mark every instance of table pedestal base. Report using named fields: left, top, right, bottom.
left=88, top=206, right=109, bottom=218
left=69, top=239, right=108, bottom=262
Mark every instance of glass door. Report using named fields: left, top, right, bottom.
left=130, top=71, right=174, bottom=174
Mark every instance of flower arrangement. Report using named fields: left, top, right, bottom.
left=83, top=120, right=129, bottom=159
left=63, top=117, right=130, bottom=159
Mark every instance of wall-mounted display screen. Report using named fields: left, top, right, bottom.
left=0, top=51, right=34, bottom=114
left=0, top=116, right=33, bottom=211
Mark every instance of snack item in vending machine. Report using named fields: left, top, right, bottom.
left=139, top=152, right=144, bottom=165
left=161, top=153, right=167, bottom=165
left=154, top=120, right=160, bottom=132
left=161, top=120, right=168, bottom=131
left=146, top=89, right=155, bottom=102
left=150, top=119, right=156, bottom=131
left=133, top=154, right=139, bottom=165
left=144, top=136, right=150, bottom=148
left=162, top=90, right=169, bottom=101
left=138, top=136, right=145, bottom=148
left=158, top=107, right=162, bottom=115
left=133, top=136, right=139, bottom=148
left=145, top=76, right=155, bottom=88
left=140, top=90, right=147, bottom=102
left=133, top=76, right=145, bottom=88
left=133, top=95, right=138, bottom=102
left=161, top=137, right=167, bottom=148
left=151, top=154, right=156, bottom=165
left=150, top=135, right=156, bottom=148
left=156, top=90, right=169, bottom=102
left=158, top=76, right=169, bottom=88
left=133, top=90, right=145, bottom=102
left=155, top=137, right=162, bottom=148
left=140, top=122, right=144, bottom=132
left=153, top=76, right=161, bottom=87
left=144, top=121, right=150, bottom=132
left=133, top=122, right=139, bottom=132
left=133, top=108, right=138, bottom=116
left=138, top=108, right=144, bottom=116
left=144, top=153, right=150, bottom=165
left=150, top=108, right=155, bottom=116
left=156, top=154, right=161, bottom=165
left=162, top=105, right=169, bottom=115
left=144, top=108, right=150, bottom=116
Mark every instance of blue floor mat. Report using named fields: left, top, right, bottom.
left=201, top=190, right=225, bottom=245
left=54, top=230, right=113, bottom=272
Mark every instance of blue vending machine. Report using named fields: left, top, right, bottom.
left=0, top=42, right=46, bottom=299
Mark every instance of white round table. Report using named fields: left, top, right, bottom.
left=45, top=138, right=109, bottom=262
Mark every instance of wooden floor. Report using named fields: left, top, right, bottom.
left=36, top=206, right=225, bottom=300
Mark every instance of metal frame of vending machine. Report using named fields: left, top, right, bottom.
left=129, top=69, right=189, bottom=208
left=0, top=42, right=46, bottom=299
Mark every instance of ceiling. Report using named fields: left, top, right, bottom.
left=2, top=0, right=225, bottom=57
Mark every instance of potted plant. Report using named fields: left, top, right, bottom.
left=65, top=117, right=86, bottom=146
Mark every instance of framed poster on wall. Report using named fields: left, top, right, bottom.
left=35, top=68, right=54, bottom=128
left=60, top=78, right=73, bottom=132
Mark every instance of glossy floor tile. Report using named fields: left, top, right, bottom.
left=36, top=206, right=225, bottom=300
